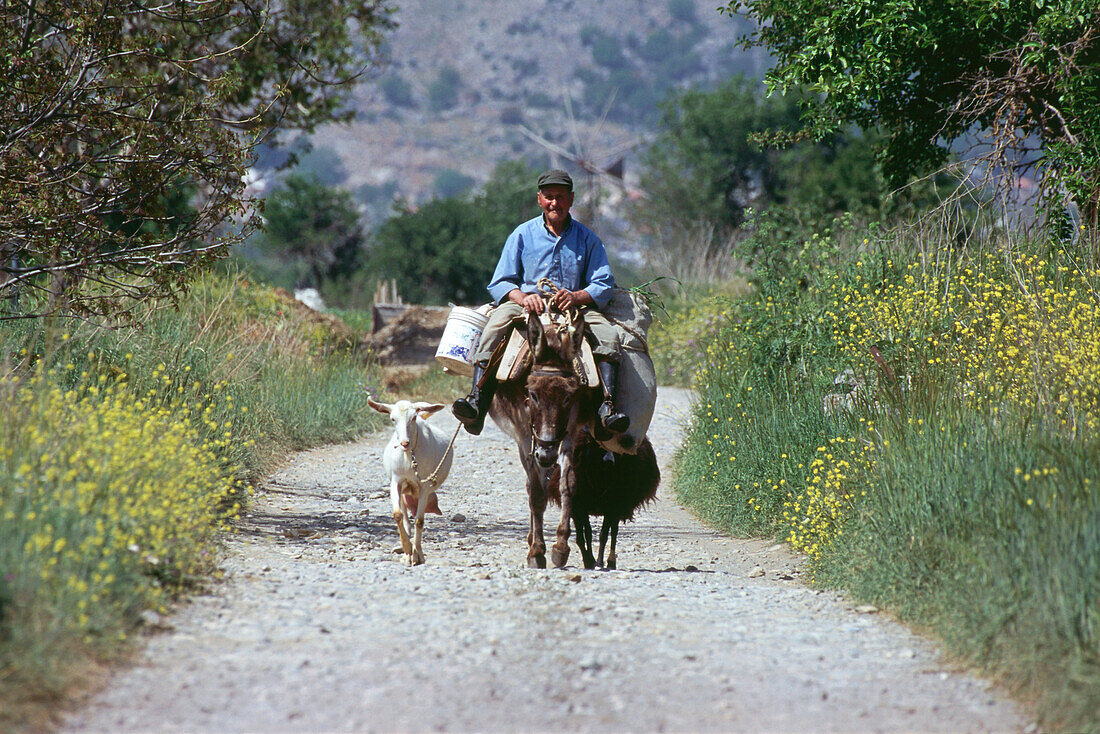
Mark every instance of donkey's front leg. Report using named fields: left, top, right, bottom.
left=524, top=457, right=548, bottom=569
left=551, top=454, right=575, bottom=568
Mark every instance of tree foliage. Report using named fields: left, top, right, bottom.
left=729, top=0, right=1100, bottom=223
left=367, top=161, right=538, bottom=305
left=260, top=175, right=364, bottom=288
left=0, top=0, right=393, bottom=319
left=636, top=75, right=887, bottom=237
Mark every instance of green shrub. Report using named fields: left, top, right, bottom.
left=673, top=223, right=1100, bottom=732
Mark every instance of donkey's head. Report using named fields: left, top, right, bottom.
left=525, top=370, right=584, bottom=468
left=523, top=310, right=590, bottom=468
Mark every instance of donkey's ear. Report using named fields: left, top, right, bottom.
left=526, top=312, right=547, bottom=363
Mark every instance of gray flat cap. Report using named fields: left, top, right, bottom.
left=537, top=169, right=573, bottom=190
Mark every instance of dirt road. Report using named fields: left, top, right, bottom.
left=64, top=387, right=1031, bottom=733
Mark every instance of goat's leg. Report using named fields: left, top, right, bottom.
left=523, top=456, right=548, bottom=569
left=390, top=479, right=413, bottom=558
left=606, top=520, right=620, bottom=570
left=551, top=457, right=574, bottom=568
left=411, top=513, right=426, bottom=566
left=597, top=517, right=612, bottom=568
left=574, top=510, right=596, bottom=570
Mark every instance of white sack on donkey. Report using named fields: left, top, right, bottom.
left=368, top=398, right=454, bottom=566
left=595, top=288, right=657, bottom=455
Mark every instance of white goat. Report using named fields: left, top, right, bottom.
left=368, top=398, right=454, bottom=566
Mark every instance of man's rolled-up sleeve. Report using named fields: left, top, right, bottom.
left=487, top=230, right=523, bottom=304
left=582, top=237, right=615, bottom=309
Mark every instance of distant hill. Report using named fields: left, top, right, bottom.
left=266, top=0, right=769, bottom=229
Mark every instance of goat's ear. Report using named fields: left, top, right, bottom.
left=526, top=312, right=546, bottom=363
left=414, top=402, right=447, bottom=418
left=367, top=397, right=392, bottom=415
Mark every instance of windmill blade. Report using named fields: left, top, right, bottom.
left=591, top=166, right=627, bottom=190
left=597, top=135, right=645, bottom=161
left=590, top=86, right=619, bottom=146
left=517, top=125, right=584, bottom=165
left=562, top=90, right=587, bottom=163
left=605, top=157, right=625, bottom=181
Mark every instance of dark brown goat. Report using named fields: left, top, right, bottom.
left=562, top=435, right=660, bottom=569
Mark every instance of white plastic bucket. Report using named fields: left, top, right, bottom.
left=435, top=306, right=488, bottom=376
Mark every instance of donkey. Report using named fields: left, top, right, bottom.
left=488, top=307, right=602, bottom=568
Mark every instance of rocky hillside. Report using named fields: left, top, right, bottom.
left=291, top=0, right=768, bottom=219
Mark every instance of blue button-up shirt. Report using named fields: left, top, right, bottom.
left=486, top=215, right=615, bottom=309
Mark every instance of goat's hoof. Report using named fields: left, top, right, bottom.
left=550, top=545, right=569, bottom=568
left=527, top=554, right=546, bottom=569
left=606, top=558, right=617, bottom=570
left=411, top=555, right=425, bottom=566
left=582, top=556, right=597, bottom=570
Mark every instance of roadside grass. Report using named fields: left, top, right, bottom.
left=0, top=271, right=386, bottom=731
left=380, top=363, right=468, bottom=406
left=670, top=222, right=1100, bottom=733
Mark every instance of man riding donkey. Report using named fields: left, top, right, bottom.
left=452, top=169, right=631, bottom=436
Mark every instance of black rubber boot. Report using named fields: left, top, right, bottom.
left=596, top=360, right=630, bottom=434
left=452, top=362, right=494, bottom=435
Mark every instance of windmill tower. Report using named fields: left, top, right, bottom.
left=517, top=89, right=642, bottom=230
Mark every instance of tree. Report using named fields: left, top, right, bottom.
left=428, top=66, right=463, bottom=112
left=728, top=0, right=1100, bottom=224
left=260, top=175, right=365, bottom=288
left=637, top=75, right=886, bottom=236
left=0, top=0, right=394, bottom=319
left=367, top=161, right=538, bottom=305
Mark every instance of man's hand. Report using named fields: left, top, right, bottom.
left=550, top=289, right=593, bottom=311
left=509, top=289, right=545, bottom=314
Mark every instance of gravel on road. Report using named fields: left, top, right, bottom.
left=64, top=387, right=1032, bottom=733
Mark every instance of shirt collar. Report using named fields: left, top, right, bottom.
left=542, top=214, right=573, bottom=237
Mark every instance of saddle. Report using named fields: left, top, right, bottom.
left=492, top=313, right=599, bottom=386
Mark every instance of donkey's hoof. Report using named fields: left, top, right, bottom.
left=527, top=554, right=546, bottom=569
left=551, top=545, right=570, bottom=568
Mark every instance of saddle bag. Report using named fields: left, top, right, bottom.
left=595, top=288, right=657, bottom=455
